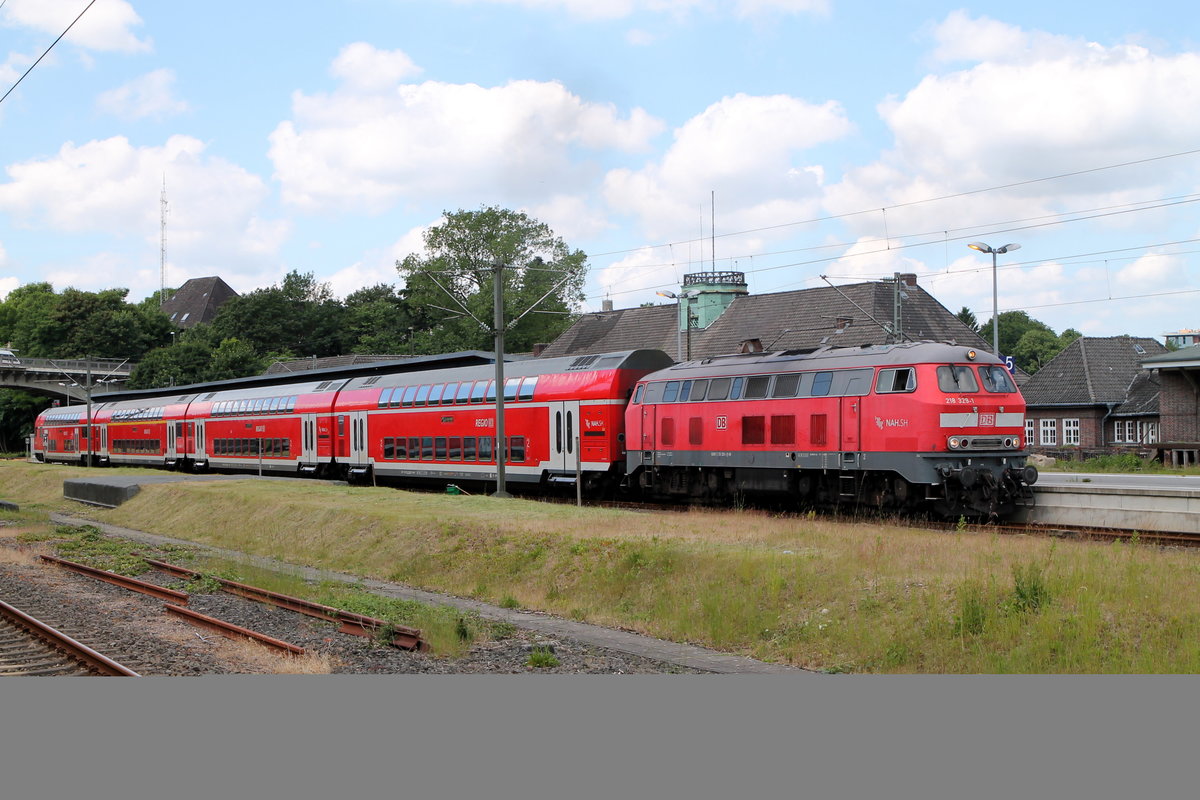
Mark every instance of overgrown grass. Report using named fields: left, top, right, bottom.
left=7, top=459, right=1200, bottom=672
left=1051, top=452, right=1200, bottom=475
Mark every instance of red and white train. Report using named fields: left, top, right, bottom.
left=33, top=341, right=1037, bottom=518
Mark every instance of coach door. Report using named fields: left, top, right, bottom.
left=549, top=401, right=581, bottom=473
left=166, top=421, right=179, bottom=465
left=349, top=411, right=369, bottom=466
left=300, top=414, right=319, bottom=467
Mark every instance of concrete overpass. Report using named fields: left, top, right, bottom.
left=0, top=358, right=135, bottom=402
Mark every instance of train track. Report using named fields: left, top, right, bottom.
left=0, top=597, right=139, bottom=676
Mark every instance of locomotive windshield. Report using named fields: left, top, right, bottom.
left=978, top=365, right=1016, bottom=393
left=937, top=365, right=979, bottom=393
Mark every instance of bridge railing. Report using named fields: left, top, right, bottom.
left=16, top=358, right=134, bottom=376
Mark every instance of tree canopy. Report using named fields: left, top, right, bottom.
left=397, top=206, right=587, bottom=353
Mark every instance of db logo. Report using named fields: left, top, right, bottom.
left=715, top=416, right=727, bottom=430
left=979, top=413, right=996, bottom=427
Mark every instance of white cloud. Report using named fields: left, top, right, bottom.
left=603, top=93, right=853, bottom=240
left=269, top=45, right=665, bottom=213
left=2, top=0, right=150, bottom=53
left=454, top=0, right=827, bottom=20
left=0, top=135, right=288, bottom=294
left=329, top=42, right=422, bottom=91
left=0, top=276, right=18, bottom=302
left=95, top=69, right=189, bottom=120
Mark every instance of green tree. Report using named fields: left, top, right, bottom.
left=126, top=341, right=215, bottom=389
left=1012, top=329, right=1063, bottom=373
left=0, top=390, right=51, bottom=453
left=206, top=337, right=265, bottom=381
left=0, top=284, right=170, bottom=360
left=955, top=306, right=979, bottom=333
left=343, top=283, right=416, bottom=354
left=396, top=206, right=586, bottom=354
left=977, top=311, right=1054, bottom=358
left=209, top=271, right=348, bottom=359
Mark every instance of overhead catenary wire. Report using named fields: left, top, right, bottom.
left=0, top=0, right=98, bottom=107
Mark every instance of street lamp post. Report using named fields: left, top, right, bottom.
left=656, top=289, right=700, bottom=362
left=967, top=241, right=1021, bottom=356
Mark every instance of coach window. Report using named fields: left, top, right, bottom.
left=456, top=382, right=473, bottom=404
left=421, top=436, right=434, bottom=460
left=449, top=437, right=462, bottom=460
left=471, top=381, right=488, bottom=404
left=394, top=437, right=407, bottom=459
left=708, top=378, right=731, bottom=401
left=401, top=386, right=418, bottom=407
left=383, top=438, right=395, bottom=459
left=428, top=384, right=445, bottom=405
left=689, top=379, right=709, bottom=401
left=663, top=381, right=680, bottom=402
left=978, top=365, right=1016, bottom=393
left=408, top=437, right=419, bottom=460
left=377, top=389, right=391, bottom=409
left=744, top=376, right=771, bottom=400
left=772, top=373, right=800, bottom=398
left=504, top=378, right=520, bottom=401
left=518, top=377, right=537, bottom=401
left=464, top=437, right=476, bottom=460
left=937, top=365, right=979, bottom=393
left=479, top=437, right=493, bottom=461
left=876, top=368, right=916, bottom=394
left=811, top=372, right=833, bottom=397
left=288, top=397, right=298, bottom=412
left=435, top=437, right=447, bottom=459
left=415, top=385, right=431, bottom=406
left=509, top=436, right=526, bottom=462
left=485, top=381, right=497, bottom=402
left=632, top=384, right=645, bottom=404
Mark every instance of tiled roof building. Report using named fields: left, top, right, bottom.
left=161, top=276, right=238, bottom=329
left=540, top=272, right=989, bottom=361
left=1020, top=336, right=1167, bottom=454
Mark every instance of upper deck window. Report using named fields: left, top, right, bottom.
left=518, top=377, right=537, bottom=401
left=937, top=365, right=980, bottom=393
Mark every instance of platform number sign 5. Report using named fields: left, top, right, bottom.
left=715, top=415, right=728, bottom=430
left=1002, top=354, right=1016, bottom=374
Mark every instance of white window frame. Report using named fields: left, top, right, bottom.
left=1025, top=418, right=1036, bottom=446
left=1124, top=420, right=1136, bottom=443
left=1113, top=421, right=1124, bottom=443
left=1040, top=419, right=1057, bottom=446
left=1062, top=418, right=1080, bottom=446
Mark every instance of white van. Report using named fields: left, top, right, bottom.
left=0, top=349, right=21, bottom=367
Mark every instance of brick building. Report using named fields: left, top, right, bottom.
left=1142, top=345, right=1200, bottom=466
left=1019, top=336, right=1167, bottom=457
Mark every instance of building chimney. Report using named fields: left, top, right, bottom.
left=899, top=273, right=917, bottom=287
left=532, top=343, right=549, bottom=357
left=739, top=338, right=763, bottom=354
left=835, top=316, right=852, bottom=331
left=601, top=298, right=614, bottom=312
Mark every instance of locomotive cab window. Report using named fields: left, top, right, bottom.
left=978, top=365, right=1016, bottom=393
left=937, top=365, right=979, bottom=393
left=876, top=368, right=916, bottom=394
left=632, top=384, right=645, bottom=404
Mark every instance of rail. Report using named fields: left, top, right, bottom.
left=0, top=597, right=140, bottom=676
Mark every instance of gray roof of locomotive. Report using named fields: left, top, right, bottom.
left=638, top=341, right=1000, bottom=382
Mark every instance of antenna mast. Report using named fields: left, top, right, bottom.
left=159, top=174, right=169, bottom=308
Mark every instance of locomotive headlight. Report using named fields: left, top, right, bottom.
left=1014, top=436, right=1021, bottom=449
left=948, top=437, right=961, bottom=449
left=966, top=350, right=977, bottom=360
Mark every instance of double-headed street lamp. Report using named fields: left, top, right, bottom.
left=656, top=289, right=700, bottom=362
left=967, top=241, right=1021, bottom=357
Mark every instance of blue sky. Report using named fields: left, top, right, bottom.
left=2, top=0, right=1199, bottom=346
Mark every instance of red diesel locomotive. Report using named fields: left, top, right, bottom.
left=625, top=341, right=1037, bottom=517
